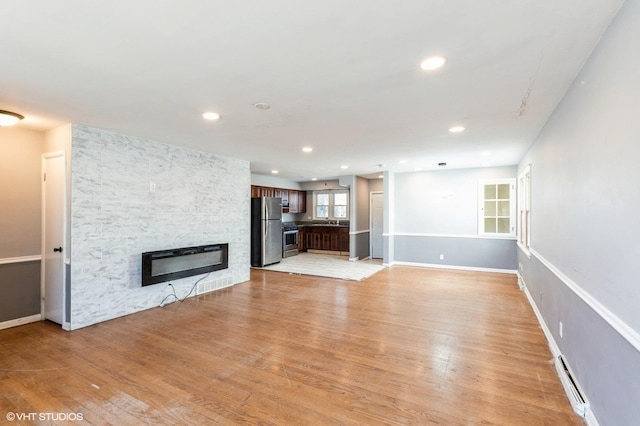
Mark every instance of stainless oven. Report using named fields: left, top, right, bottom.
left=283, top=223, right=299, bottom=258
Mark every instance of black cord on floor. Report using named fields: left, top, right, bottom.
left=159, top=273, right=211, bottom=307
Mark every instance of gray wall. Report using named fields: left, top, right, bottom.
left=0, top=261, right=41, bottom=322
left=390, top=166, right=517, bottom=270
left=0, top=127, right=45, bottom=324
left=517, top=1, right=640, bottom=423
left=368, top=177, right=383, bottom=193
left=69, top=125, right=250, bottom=329
left=0, top=127, right=44, bottom=257
left=396, top=235, right=516, bottom=270
left=351, top=176, right=370, bottom=259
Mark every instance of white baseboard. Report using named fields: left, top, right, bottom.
left=0, top=314, right=42, bottom=331
left=518, top=272, right=598, bottom=425
left=392, top=260, right=517, bottom=274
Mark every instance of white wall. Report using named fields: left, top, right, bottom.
left=394, top=167, right=515, bottom=235
left=251, top=174, right=302, bottom=190
left=517, top=0, right=640, bottom=423
left=70, top=125, right=250, bottom=329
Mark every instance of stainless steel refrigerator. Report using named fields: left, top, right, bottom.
left=251, top=197, right=283, bottom=267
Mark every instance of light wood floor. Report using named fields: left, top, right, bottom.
left=0, top=266, right=583, bottom=425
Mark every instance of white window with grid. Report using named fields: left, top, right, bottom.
left=478, top=179, right=516, bottom=237
left=313, top=190, right=349, bottom=220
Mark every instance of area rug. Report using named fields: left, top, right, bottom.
left=258, top=253, right=385, bottom=281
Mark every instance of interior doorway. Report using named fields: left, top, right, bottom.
left=42, top=151, right=66, bottom=325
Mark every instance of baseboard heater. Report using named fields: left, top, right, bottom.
left=556, top=355, right=589, bottom=418
left=142, top=243, right=228, bottom=286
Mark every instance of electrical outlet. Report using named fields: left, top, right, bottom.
left=439, top=254, right=444, bottom=260
left=559, top=322, right=563, bottom=339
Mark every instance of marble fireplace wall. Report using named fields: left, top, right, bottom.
left=70, top=124, right=250, bottom=329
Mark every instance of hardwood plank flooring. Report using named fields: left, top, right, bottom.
left=0, top=266, right=583, bottom=425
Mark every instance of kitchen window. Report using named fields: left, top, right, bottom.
left=313, top=190, right=349, bottom=220
left=478, top=178, right=516, bottom=237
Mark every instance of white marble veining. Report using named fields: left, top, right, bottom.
left=70, top=124, right=250, bottom=329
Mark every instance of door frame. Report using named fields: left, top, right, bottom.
left=369, top=191, right=384, bottom=259
left=41, top=150, right=68, bottom=329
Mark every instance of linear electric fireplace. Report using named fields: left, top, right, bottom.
left=141, top=243, right=228, bottom=286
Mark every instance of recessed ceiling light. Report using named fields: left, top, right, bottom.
left=340, top=165, right=348, bottom=169
left=311, top=178, right=318, bottom=181
left=378, top=175, right=383, bottom=179
left=449, top=126, right=465, bottom=133
left=420, top=56, right=447, bottom=71
left=254, top=102, right=270, bottom=110
left=271, top=170, right=278, bottom=174
left=302, top=147, right=313, bottom=153
left=202, top=112, right=221, bottom=120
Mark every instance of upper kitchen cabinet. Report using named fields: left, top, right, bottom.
left=275, top=188, right=289, bottom=206
left=288, top=190, right=306, bottom=213
left=250, top=185, right=306, bottom=213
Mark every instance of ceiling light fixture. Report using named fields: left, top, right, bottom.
left=449, top=126, right=465, bottom=133
left=254, top=102, right=270, bottom=110
left=420, top=56, right=447, bottom=71
left=311, top=178, right=318, bottom=181
left=202, top=112, right=221, bottom=121
left=271, top=170, right=279, bottom=174
left=0, top=110, right=25, bottom=126
left=378, top=175, right=383, bottom=179
left=302, top=147, right=313, bottom=153
left=340, top=165, right=349, bottom=169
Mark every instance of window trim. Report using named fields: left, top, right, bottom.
left=313, top=190, right=350, bottom=220
left=517, top=165, right=532, bottom=255
left=478, top=178, right=516, bottom=238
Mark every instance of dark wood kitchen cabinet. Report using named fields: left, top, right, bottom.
left=338, top=227, right=349, bottom=251
left=274, top=188, right=288, bottom=206
left=250, top=185, right=275, bottom=198
left=250, top=185, right=306, bottom=213
left=261, top=187, right=275, bottom=197
left=303, top=226, right=349, bottom=252
left=288, top=190, right=306, bottom=213
left=298, top=227, right=306, bottom=251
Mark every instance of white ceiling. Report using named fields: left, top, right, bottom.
left=1, top=1, right=624, bottom=181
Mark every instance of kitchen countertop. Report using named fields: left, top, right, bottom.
left=296, top=222, right=349, bottom=228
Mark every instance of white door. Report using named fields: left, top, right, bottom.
left=370, top=192, right=384, bottom=259
left=42, top=152, right=65, bottom=324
